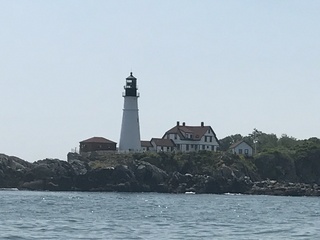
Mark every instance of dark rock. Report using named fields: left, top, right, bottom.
left=204, top=175, right=228, bottom=194
left=21, top=180, right=44, bottom=190
left=0, top=154, right=33, bottom=188
left=112, top=165, right=135, bottom=183
left=134, top=161, right=168, bottom=187
left=2, top=151, right=320, bottom=196
left=22, top=159, right=76, bottom=191
left=247, top=180, right=320, bottom=196
left=30, top=159, right=75, bottom=179
left=74, top=167, right=114, bottom=190
left=69, top=159, right=89, bottom=175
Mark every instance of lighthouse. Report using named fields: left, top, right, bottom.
left=119, top=72, right=141, bottom=152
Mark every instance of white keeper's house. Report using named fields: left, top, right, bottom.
left=163, top=121, right=220, bottom=152
left=141, top=121, right=220, bottom=152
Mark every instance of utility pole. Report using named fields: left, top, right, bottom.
left=253, top=128, right=258, bottom=155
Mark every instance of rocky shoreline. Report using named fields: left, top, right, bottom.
left=1, top=152, right=320, bottom=197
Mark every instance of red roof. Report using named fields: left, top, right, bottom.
left=164, top=123, right=218, bottom=141
left=80, top=137, right=116, bottom=144
left=141, top=140, right=153, bottom=147
left=151, top=138, right=176, bottom=147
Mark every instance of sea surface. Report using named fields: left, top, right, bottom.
left=0, top=190, right=319, bottom=239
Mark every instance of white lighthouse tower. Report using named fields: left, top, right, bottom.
left=119, top=72, right=141, bottom=152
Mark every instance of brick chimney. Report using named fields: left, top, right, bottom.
left=176, top=121, right=180, bottom=126
left=201, top=122, right=204, bottom=127
left=182, top=122, right=185, bottom=126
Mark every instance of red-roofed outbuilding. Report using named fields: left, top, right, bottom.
left=80, top=137, right=117, bottom=153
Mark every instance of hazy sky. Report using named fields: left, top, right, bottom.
left=1, top=1, right=319, bottom=162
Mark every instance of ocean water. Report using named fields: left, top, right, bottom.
left=0, top=190, right=319, bottom=239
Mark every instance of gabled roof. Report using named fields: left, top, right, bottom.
left=141, top=140, right=153, bottom=147
left=229, top=140, right=252, bottom=149
left=164, top=123, right=219, bottom=143
left=80, top=137, right=116, bottom=144
left=151, top=138, right=176, bottom=147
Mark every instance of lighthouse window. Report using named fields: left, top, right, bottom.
left=126, top=80, right=133, bottom=88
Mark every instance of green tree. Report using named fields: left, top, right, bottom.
left=219, top=134, right=243, bottom=151
left=294, top=137, right=320, bottom=183
left=248, top=129, right=278, bottom=153
left=278, top=134, right=298, bottom=149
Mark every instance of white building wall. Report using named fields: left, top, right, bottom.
left=232, top=142, right=253, bottom=156
left=151, top=142, right=175, bottom=152
left=164, top=129, right=219, bottom=152
left=142, top=146, right=155, bottom=152
left=119, top=96, right=141, bottom=152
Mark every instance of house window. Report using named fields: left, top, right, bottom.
left=239, top=149, right=243, bottom=154
left=202, top=145, right=205, bottom=150
left=204, top=136, right=207, bottom=142
left=207, top=146, right=209, bottom=149
left=174, top=134, right=177, bottom=140
left=210, top=136, right=213, bottom=142
left=177, top=144, right=180, bottom=150
left=245, top=149, right=249, bottom=155
left=161, top=146, right=163, bottom=151
left=191, top=144, right=193, bottom=148
left=211, top=146, right=214, bottom=151
left=186, top=144, right=189, bottom=151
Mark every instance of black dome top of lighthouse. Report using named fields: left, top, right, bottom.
left=126, top=72, right=137, bottom=80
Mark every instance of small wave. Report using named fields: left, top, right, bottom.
left=224, top=192, right=242, bottom=196
left=185, top=191, right=196, bottom=194
left=0, top=188, right=19, bottom=191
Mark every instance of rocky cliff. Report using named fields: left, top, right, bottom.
left=1, top=150, right=320, bottom=196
